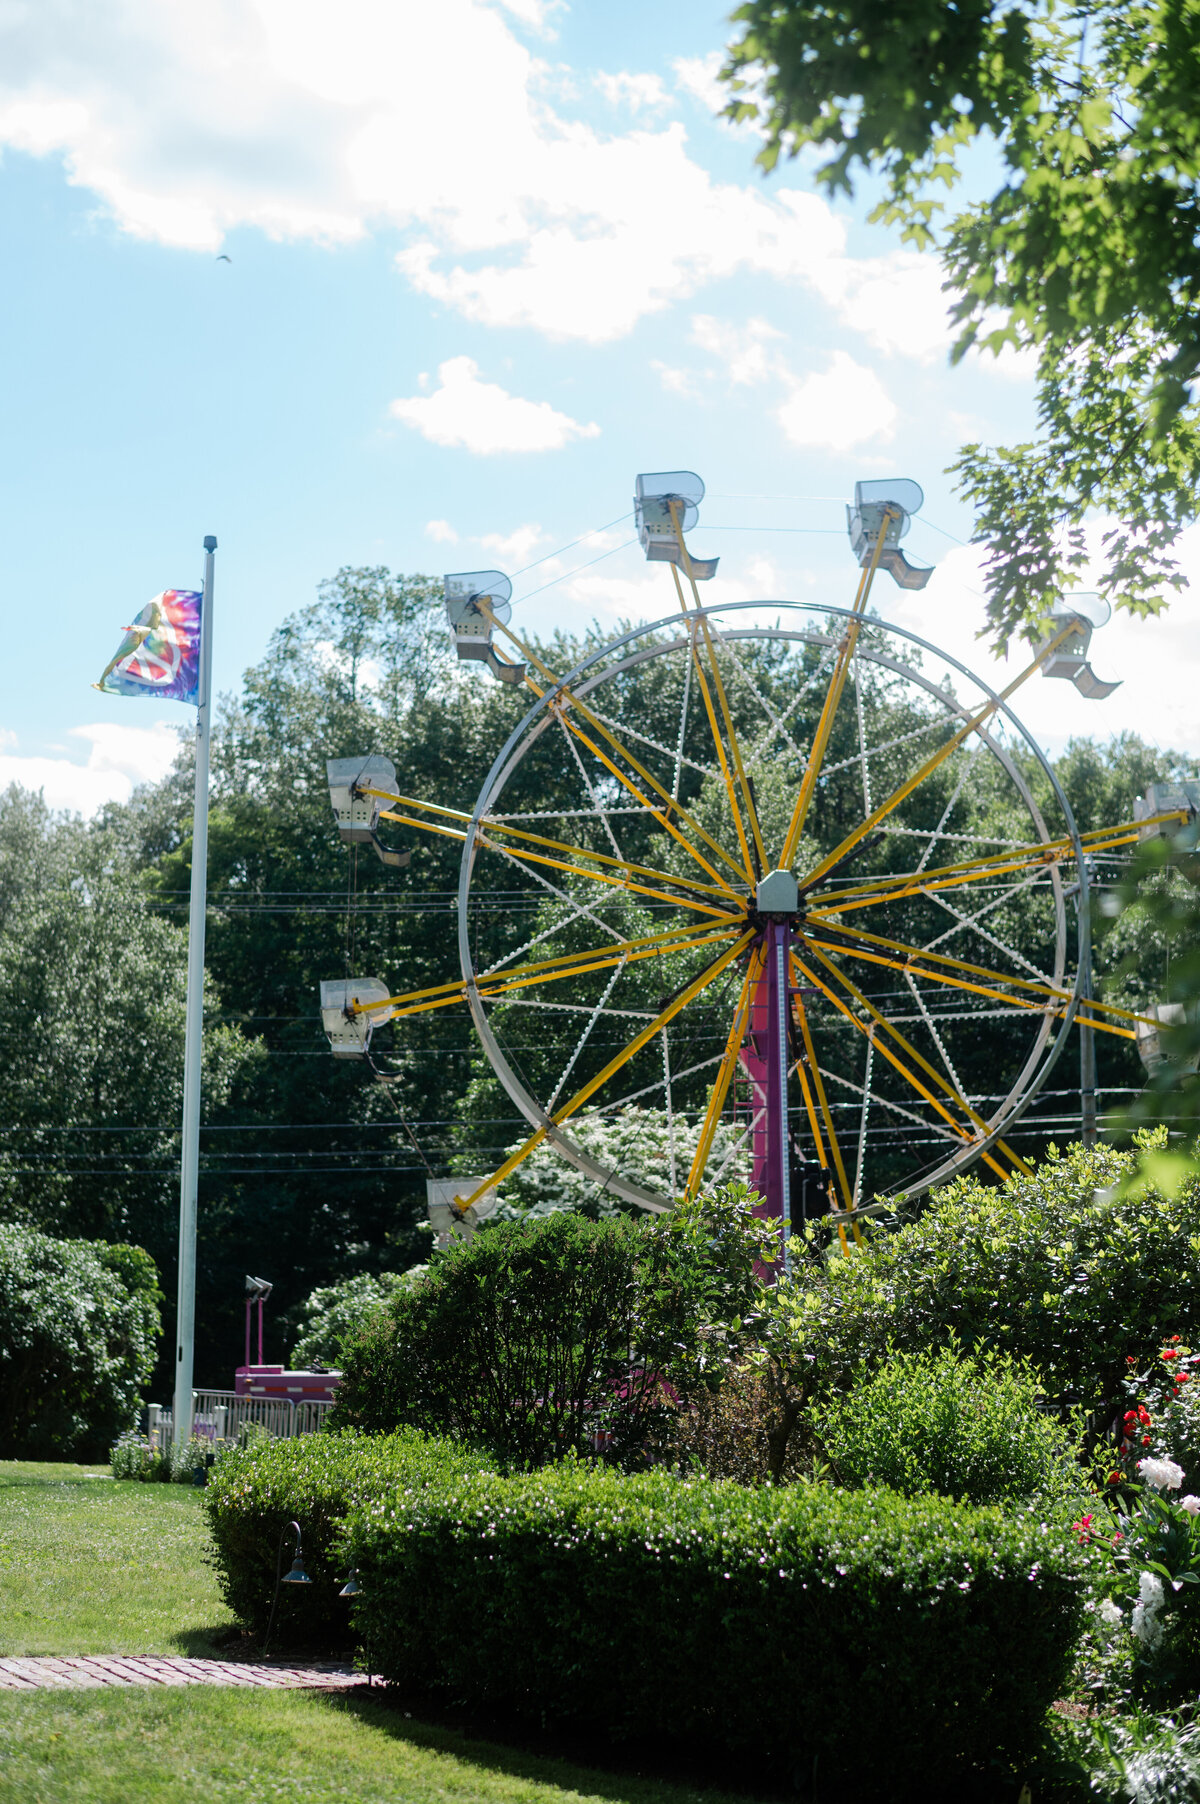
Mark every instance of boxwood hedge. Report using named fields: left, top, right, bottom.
left=203, top=1428, right=492, bottom=1640
left=343, top=1458, right=1085, bottom=1794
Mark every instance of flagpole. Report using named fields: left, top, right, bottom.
left=173, top=534, right=217, bottom=1448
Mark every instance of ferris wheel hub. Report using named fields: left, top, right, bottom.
left=754, top=868, right=799, bottom=920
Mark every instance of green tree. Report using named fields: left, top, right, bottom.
left=0, top=1224, right=161, bottom=1460
left=722, top=1, right=1200, bottom=646
left=0, top=787, right=257, bottom=1250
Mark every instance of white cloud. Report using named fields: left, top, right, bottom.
left=389, top=356, right=599, bottom=454
left=0, top=721, right=180, bottom=815
left=481, top=523, right=544, bottom=564
left=425, top=518, right=458, bottom=543
left=777, top=352, right=897, bottom=452
left=672, top=52, right=725, bottom=116
left=651, top=360, right=700, bottom=398
left=594, top=71, right=671, bottom=112
left=70, top=721, right=181, bottom=784
left=0, top=2, right=949, bottom=351
left=833, top=253, right=955, bottom=365
left=690, top=313, right=781, bottom=385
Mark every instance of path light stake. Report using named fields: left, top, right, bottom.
left=262, top=1520, right=312, bottom=1656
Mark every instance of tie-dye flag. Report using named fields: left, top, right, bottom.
left=93, top=589, right=203, bottom=703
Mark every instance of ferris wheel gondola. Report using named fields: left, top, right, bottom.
left=318, top=472, right=1181, bottom=1262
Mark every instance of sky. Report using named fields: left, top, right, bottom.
left=1, top=0, right=1197, bottom=817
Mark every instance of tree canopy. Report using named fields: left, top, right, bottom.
left=722, top=0, right=1200, bottom=648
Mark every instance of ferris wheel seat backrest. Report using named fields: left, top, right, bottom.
left=326, top=755, right=398, bottom=842
left=846, top=479, right=932, bottom=586
left=319, top=977, right=391, bottom=1058
left=442, top=570, right=525, bottom=682
left=1040, top=595, right=1120, bottom=698
left=1136, top=1002, right=1200, bottom=1076
left=633, top=470, right=718, bottom=578
left=443, top=569, right=513, bottom=630
left=425, top=1176, right=499, bottom=1245
left=1135, top=781, right=1200, bottom=839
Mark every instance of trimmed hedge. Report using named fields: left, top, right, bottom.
left=344, top=1458, right=1085, bottom=1794
left=203, top=1429, right=492, bottom=1640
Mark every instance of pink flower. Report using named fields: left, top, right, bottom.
left=1181, top=1495, right=1200, bottom=1516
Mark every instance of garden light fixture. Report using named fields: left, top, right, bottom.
left=262, top=1518, right=312, bottom=1655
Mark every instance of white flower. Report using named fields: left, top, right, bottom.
left=1131, top=1571, right=1166, bottom=1649
left=1098, top=1597, right=1124, bottom=1629
left=1138, top=1456, right=1186, bottom=1492
left=1181, top=1495, right=1200, bottom=1515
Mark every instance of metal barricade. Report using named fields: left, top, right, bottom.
left=147, top=1391, right=335, bottom=1448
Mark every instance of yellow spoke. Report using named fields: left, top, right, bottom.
left=684, top=948, right=761, bottom=1200
left=788, top=960, right=854, bottom=1216
left=792, top=949, right=1014, bottom=1185
left=478, top=929, right=742, bottom=1001
left=667, top=514, right=769, bottom=873
left=808, top=814, right=1187, bottom=913
left=790, top=976, right=858, bottom=1251
left=797, top=618, right=1086, bottom=892
left=805, top=942, right=1032, bottom=1175
left=458, top=929, right=756, bottom=1210
left=668, top=559, right=756, bottom=882
left=476, top=831, right=741, bottom=920
left=807, top=920, right=1150, bottom=1029
left=779, top=509, right=895, bottom=869
left=813, top=932, right=1136, bottom=1040
left=349, top=921, right=740, bottom=1018
left=481, top=607, right=750, bottom=889
left=788, top=1029, right=851, bottom=1254
left=374, top=792, right=738, bottom=904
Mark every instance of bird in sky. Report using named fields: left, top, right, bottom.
left=215, top=254, right=231, bottom=263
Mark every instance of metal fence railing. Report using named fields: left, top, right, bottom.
left=147, top=1391, right=335, bottom=1450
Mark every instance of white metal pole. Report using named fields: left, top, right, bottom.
left=173, top=535, right=216, bottom=1447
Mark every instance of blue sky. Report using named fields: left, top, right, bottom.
left=1, top=0, right=1195, bottom=813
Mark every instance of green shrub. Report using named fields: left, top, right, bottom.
left=810, top=1344, right=1085, bottom=1504
left=344, top=1458, right=1084, bottom=1796
left=0, top=1225, right=160, bottom=1459
left=110, top=1431, right=172, bottom=1482
left=332, top=1189, right=774, bottom=1468
left=203, top=1428, right=492, bottom=1641
left=772, top=1141, right=1200, bottom=1436
left=289, top=1270, right=417, bottom=1370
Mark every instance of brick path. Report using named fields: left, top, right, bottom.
left=0, top=1655, right=366, bottom=1692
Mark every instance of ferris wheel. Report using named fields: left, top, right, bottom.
left=320, top=473, right=1185, bottom=1260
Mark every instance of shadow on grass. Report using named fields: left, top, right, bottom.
left=327, top=1686, right=791, bottom=1804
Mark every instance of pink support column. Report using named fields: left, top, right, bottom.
left=739, top=916, right=793, bottom=1278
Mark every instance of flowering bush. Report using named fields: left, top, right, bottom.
left=1073, top=1451, right=1200, bottom=1702
left=1116, top=1337, right=1200, bottom=1494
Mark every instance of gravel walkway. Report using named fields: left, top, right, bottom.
left=0, top=1655, right=365, bottom=1692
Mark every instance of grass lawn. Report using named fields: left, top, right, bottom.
left=0, top=1689, right=749, bottom=1804
left=0, top=1462, right=235, bottom=1657
left=0, top=1464, right=756, bottom=1804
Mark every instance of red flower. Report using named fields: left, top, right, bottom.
left=1178, top=1374, right=1192, bottom=1385
left=1127, top=1356, right=1139, bottom=1365
left=1138, top=1407, right=1152, bottom=1424
left=1143, top=1435, right=1153, bottom=1445
left=1162, top=1350, right=1180, bottom=1361
left=1108, top=1470, right=1122, bottom=1484
left=1169, top=1335, right=1182, bottom=1343
left=1125, top=1410, right=1139, bottom=1422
